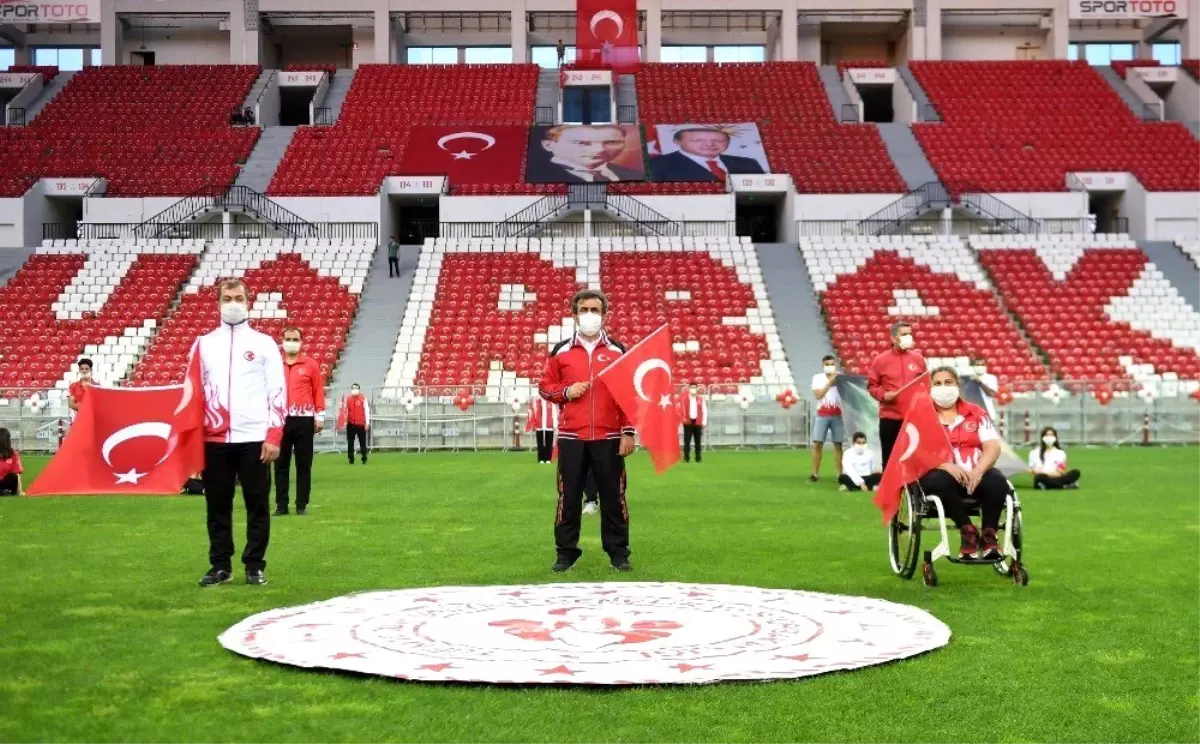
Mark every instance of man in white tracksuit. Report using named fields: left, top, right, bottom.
left=194, top=278, right=287, bottom=587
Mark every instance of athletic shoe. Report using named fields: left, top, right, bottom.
left=273, top=508, right=288, bottom=516
left=198, top=568, right=232, bottom=587
left=612, top=560, right=633, bottom=572
left=1065, top=482, right=1080, bottom=490
left=980, top=527, right=1001, bottom=559
left=959, top=524, right=981, bottom=558
left=838, top=484, right=849, bottom=492
left=582, top=502, right=598, bottom=515
left=246, top=570, right=268, bottom=586
left=551, top=558, right=576, bottom=573
left=807, top=474, right=819, bottom=482
left=296, top=507, right=307, bottom=516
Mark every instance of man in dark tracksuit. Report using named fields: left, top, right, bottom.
left=539, top=289, right=636, bottom=573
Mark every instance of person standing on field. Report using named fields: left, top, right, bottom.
left=274, top=327, right=325, bottom=516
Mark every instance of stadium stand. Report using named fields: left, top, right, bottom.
left=8, top=65, right=58, bottom=82
left=0, top=65, right=260, bottom=198
left=131, top=238, right=371, bottom=386
left=1182, top=59, right=1200, bottom=80
left=910, top=61, right=1200, bottom=194
left=1177, top=236, right=1200, bottom=269
left=635, top=62, right=906, bottom=194
left=800, top=235, right=1050, bottom=385
left=267, top=64, right=539, bottom=196
left=836, top=60, right=890, bottom=77
left=973, top=235, right=1200, bottom=382
left=383, top=236, right=793, bottom=394
left=282, top=64, right=337, bottom=76
left=1110, top=59, right=1159, bottom=77
left=0, top=240, right=199, bottom=400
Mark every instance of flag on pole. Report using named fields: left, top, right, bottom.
left=576, top=0, right=640, bottom=74
left=595, top=324, right=680, bottom=473
left=27, top=358, right=205, bottom=496
left=873, top=394, right=953, bottom=524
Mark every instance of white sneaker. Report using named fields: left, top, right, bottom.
left=582, top=502, right=598, bottom=515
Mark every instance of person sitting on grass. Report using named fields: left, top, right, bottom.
left=1028, top=426, right=1081, bottom=490
left=0, top=428, right=24, bottom=496
left=838, top=431, right=881, bottom=492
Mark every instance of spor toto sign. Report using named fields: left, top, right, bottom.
left=0, top=0, right=97, bottom=23
left=1070, top=0, right=1187, bottom=18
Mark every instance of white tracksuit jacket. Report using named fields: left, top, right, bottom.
left=190, top=321, right=287, bottom=447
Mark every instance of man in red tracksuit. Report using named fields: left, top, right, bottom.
left=539, top=290, right=636, bottom=573
left=868, top=321, right=928, bottom=468
left=341, top=384, right=370, bottom=464
left=275, top=327, right=326, bottom=516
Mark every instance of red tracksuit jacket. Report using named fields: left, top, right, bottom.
left=868, top=347, right=928, bottom=420
left=538, top=332, right=635, bottom=442
left=284, top=354, right=326, bottom=418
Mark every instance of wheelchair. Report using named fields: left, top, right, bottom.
left=888, top=477, right=1027, bottom=587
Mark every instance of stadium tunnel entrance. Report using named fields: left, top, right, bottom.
left=388, top=195, right=439, bottom=245
left=735, top=193, right=782, bottom=243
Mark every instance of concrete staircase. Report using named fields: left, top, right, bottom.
left=321, top=69, right=356, bottom=122
left=242, top=69, right=274, bottom=112
left=332, top=243, right=418, bottom=394
left=616, top=73, right=638, bottom=121
left=898, top=66, right=939, bottom=122
left=817, top=65, right=855, bottom=122
left=234, top=126, right=298, bottom=193
left=1186, top=120, right=1200, bottom=140
left=22, top=71, right=75, bottom=122
left=756, top=243, right=834, bottom=378
left=0, top=248, right=34, bottom=286
left=536, top=69, right=559, bottom=119
left=874, top=122, right=939, bottom=190
left=1096, top=66, right=1159, bottom=120
left=1139, top=240, right=1200, bottom=311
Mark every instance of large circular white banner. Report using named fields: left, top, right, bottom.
left=219, top=582, right=950, bottom=685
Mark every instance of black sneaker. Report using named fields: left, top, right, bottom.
left=551, top=558, right=576, bottom=573
left=246, top=570, right=267, bottom=586
left=198, top=568, right=232, bottom=587
left=612, top=560, right=633, bottom=572
left=273, top=508, right=288, bottom=516
left=296, top=507, right=307, bottom=516
left=808, top=474, right=819, bottom=483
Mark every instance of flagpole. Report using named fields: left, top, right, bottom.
left=592, top=323, right=672, bottom=380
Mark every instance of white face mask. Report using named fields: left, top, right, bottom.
left=1042, top=435, right=1057, bottom=447
left=853, top=443, right=867, bottom=452
left=688, top=388, right=697, bottom=396
left=351, top=387, right=361, bottom=395
left=975, top=365, right=988, bottom=375
left=931, top=385, right=959, bottom=408
left=898, top=334, right=915, bottom=350
left=220, top=301, right=248, bottom=325
left=80, top=370, right=91, bottom=380
left=282, top=340, right=301, bottom=354
left=577, top=312, right=603, bottom=336
left=823, top=364, right=836, bottom=374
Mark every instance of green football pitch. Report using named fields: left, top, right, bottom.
left=1, top=447, right=1197, bottom=743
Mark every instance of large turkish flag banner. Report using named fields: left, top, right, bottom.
left=874, top=395, right=952, bottom=525
left=576, top=0, right=640, bottom=74
left=395, top=125, right=528, bottom=186
left=595, top=324, right=680, bottom=474
left=26, top=361, right=205, bottom=496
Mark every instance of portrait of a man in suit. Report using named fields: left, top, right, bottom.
left=526, top=124, right=646, bottom=183
left=650, top=126, right=767, bottom=183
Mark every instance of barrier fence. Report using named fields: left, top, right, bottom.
left=3, top=381, right=1193, bottom=455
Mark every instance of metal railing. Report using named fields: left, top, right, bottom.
left=130, top=185, right=319, bottom=239
left=535, top=106, right=556, bottom=125
left=955, top=185, right=1044, bottom=235
left=44, top=221, right=377, bottom=242
left=856, top=181, right=951, bottom=234
left=493, top=194, right=570, bottom=238
left=606, top=192, right=681, bottom=236
left=797, top=217, right=1094, bottom=238
left=420, top=220, right=737, bottom=239
left=840, top=103, right=860, bottom=123
left=616, top=104, right=637, bottom=124
left=6, top=107, right=25, bottom=126
left=567, top=182, right=607, bottom=209
left=313, top=106, right=334, bottom=126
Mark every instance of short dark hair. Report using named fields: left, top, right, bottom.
left=283, top=326, right=302, bottom=338
left=822, top=354, right=835, bottom=363
left=852, top=431, right=867, bottom=441
left=572, top=289, right=608, bottom=314
left=673, top=127, right=730, bottom=142
left=890, top=321, right=912, bottom=337
left=77, top=357, right=93, bottom=370
left=217, top=278, right=248, bottom=296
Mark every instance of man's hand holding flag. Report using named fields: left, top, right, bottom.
left=595, top=324, right=681, bottom=473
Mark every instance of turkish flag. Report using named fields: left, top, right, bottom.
left=395, top=125, right=528, bottom=186
left=576, top=0, right=640, bottom=74
left=26, top=358, right=205, bottom=496
left=595, top=324, right=680, bottom=474
left=873, top=394, right=953, bottom=524
left=336, top=394, right=348, bottom=430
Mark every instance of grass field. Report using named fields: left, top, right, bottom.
left=1, top=446, right=1197, bottom=743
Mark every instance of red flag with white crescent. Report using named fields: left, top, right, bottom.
left=395, top=125, right=528, bottom=186
left=576, top=0, right=640, bottom=74
left=873, top=394, right=953, bottom=524
left=595, top=324, right=680, bottom=473
left=26, top=360, right=205, bottom=496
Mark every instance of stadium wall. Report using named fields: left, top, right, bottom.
left=1141, top=191, right=1200, bottom=239
left=437, top=194, right=735, bottom=223
left=990, top=192, right=1088, bottom=221
left=117, top=28, right=231, bottom=66
left=941, top=26, right=1050, bottom=61
left=793, top=194, right=906, bottom=221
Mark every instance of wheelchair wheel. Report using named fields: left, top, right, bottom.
left=888, top=487, right=921, bottom=579
left=921, top=552, right=938, bottom=587
left=1011, top=562, right=1029, bottom=586
left=993, top=507, right=1024, bottom=577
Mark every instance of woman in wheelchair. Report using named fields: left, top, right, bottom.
left=918, top=367, right=1009, bottom=560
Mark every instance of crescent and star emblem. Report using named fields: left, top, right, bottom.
left=437, top=131, right=497, bottom=161
left=589, top=10, right=625, bottom=40
left=898, top=423, right=920, bottom=462
left=102, top=421, right=172, bottom=485
left=633, top=359, right=674, bottom=409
